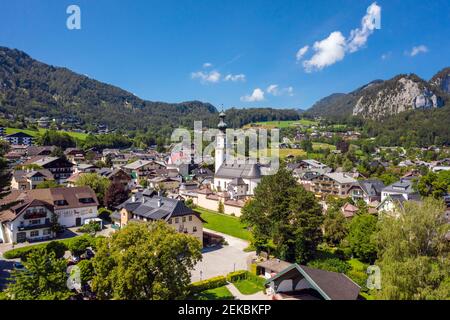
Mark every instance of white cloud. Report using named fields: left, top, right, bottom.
left=240, top=88, right=265, bottom=102
left=203, top=62, right=213, bottom=68
left=347, top=2, right=381, bottom=53
left=298, top=2, right=381, bottom=72
left=296, top=45, right=309, bottom=61
left=267, top=84, right=294, bottom=96
left=191, top=70, right=221, bottom=83
left=409, top=45, right=428, bottom=57
left=303, top=31, right=346, bottom=72
left=224, top=74, right=246, bottom=82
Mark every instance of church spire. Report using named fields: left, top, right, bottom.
left=217, top=109, right=227, bottom=132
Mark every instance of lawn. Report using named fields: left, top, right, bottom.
left=248, top=148, right=307, bottom=160
left=194, top=207, right=251, bottom=241
left=244, top=119, right=318, bottom=129
left=232, top=277, right=266, bottom=295
left=312, top=142, right=336, bottom=151
left=5, top=127, right=89, bottom=141
left=189, top=286, right=235, bottom=300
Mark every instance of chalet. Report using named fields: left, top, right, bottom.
left=0, top=199, right=55, bottom=244
left=341, top=203, right=359, bottom=218
left=0, top=187, right=98, bottom=228
left=11, top=169, right=54, bottom=190
left=265, top=263, right=361, bottom=300
left=3, top=132, right=34, bottom=146
left=113, top=190, right=204, bottom=244
left=381, top=179, right=420, bottom=202
left=148, top=176, right=181, bottom=191
left=64, top=148, right=85, bottom=164
left=96, top=168, right=132, bottom=187
left=349, top=179, right=385, bottom=205
left=26, top=146, right=55, bottom=157
left=24, top=156, right=74, bottom=184
left=123, top=160, right=166, bottom=181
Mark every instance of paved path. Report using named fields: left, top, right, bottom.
left=191, top=228, right=255, bottom=283
left=225, top=283, right=270, bottom=301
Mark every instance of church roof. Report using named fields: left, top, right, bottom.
left=215, top=162, right=261, bottom=179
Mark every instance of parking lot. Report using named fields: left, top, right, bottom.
left=191, top=229, right=255, bottom=283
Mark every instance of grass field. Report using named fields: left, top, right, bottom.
left=189, top=286, right=235, bottom=300
left=312, top=142, right=336, bottom=151
left=194, top=207, right=251, bottom=241
left=232, top=278, right=266, bottom=295
left=245, top=119, right=318, bottom=129
left=5, top=127, right=89, bottom=141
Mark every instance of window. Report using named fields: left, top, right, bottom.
left=43, top=229, right=51, bottom=236
left=168, top=219, right=172, bottom=224
left=30, top=219, right=41, bottom=225
left=193, top=226, right=197, bottom=232
left=30, top=230, right=39, bottom=237
left=188, top=215, right=192, bottom=221
left=175, top=218, right=179, bottom=223
left=182, top=217, right=186, bottom=223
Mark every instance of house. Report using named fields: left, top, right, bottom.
left=3, top=132, right=34, bottom=146
left=265, top=263, right=361, bottom=300
left=26, top=146, right=55, bottom=157
left=0, top=199, right=55, bottom=244
left=74, top=163, right=98, bottom=174
left=0, top=187, right=99, bottom=243
left=349, top=179, right=385, bottom=205
left=381, top=179, right=420, bottom=202
left=96, top=168, right=132, bottom=187
left=310, top=172, right=357, bottom=199
left=113, top=190, right=204, bottom=244
left=64, top=148, right=85, bottom=164
left=11, top=169, right=55, bottom=190
left=123, top=160, right=165, bottom=182
left=257, top=258, right=293, bottom=279
left=341, top=203, right=359, bottom=218
left=23, top=156, right=74, bottom=184
left=148, top=176, right=181, bottom=191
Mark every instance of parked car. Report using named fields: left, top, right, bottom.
left=13, top=262, right=25, bottom=271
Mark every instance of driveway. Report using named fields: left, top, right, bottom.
left=191, top=229, right=255, bottom=283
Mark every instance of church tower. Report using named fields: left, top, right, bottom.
left=215, top=111, right=227, bottom=173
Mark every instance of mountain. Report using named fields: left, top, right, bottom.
left=0, top=47, right=299, bottom=134
left=430, top=67, right=450, bottom=94
left=307, top=71, right=448, bottom=120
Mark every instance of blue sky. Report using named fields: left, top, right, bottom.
left=0, top=0, right=449, bottom=110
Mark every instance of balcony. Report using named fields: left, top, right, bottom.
left=18, top=222, right=53, bottom=231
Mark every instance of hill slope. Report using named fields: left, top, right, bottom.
left=0, top=47, right=300, bottom=133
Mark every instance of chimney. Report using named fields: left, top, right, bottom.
left=141, top=197, right=145, bottom=204
left=131, top=195, right=136, bottom=202
left=157, top=197, right=162, bottom=207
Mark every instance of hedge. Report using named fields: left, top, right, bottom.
left=2, top=235, right=96, bottom=260
left=226, top=270, right=248, bottom=282
left=189, top=276, right=227, bottom=294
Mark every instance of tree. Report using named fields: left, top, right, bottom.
left=345, top=214, right=378, bottom=263
left=241, top=167, right=323, bottom=263
left=416, top=171, right=450, bottom=199
left=36, top=180, right=60, bottom=189
left=45, top=241, right=67, bottom=259
left=104, top=182, right=129, bottom=209
left=376, top=198, right=450, bottom=300
left=323, top=210, right=348, bottom=246
left=68, top=235, right=92, bottom=256
left=300, top=139, right=313, bottom=153
left=218, top=200, right=224, bottom=214
left=91, top=221, right=202, bottom=300
left=75, top=173, right=110, bottom=205
left=77, top=260, right=94, bottom=286
left=3, top=248, right=72, bottom=300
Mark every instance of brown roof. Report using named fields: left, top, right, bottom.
left=0, top=199, right=54, bottom=222
left=0, top=187, right=98, bottom=210
left=257, top=259, right=293, bottom=274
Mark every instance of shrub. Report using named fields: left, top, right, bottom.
left=45, top=241, right=68, bottom=259
left=226, top=270, right=249, bottom=282
left=307, top=258, right=351, bottom=274
left=77, top=259, right=94, bottom=285
left=67, top=235, right=93, bottom=256
left=189, top=276, right=227, bottom=294
left=98, top=207, right=112, bottom=220
left=3, top=245, right=42, bottom=260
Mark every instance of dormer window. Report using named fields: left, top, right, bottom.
left=79, top=198, right=95, bottom=204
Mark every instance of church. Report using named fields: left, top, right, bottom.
left=212, top=111, right=262, bottom=199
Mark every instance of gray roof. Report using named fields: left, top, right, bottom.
left=215, top=162, right=261, bottom=179
left=123, top=160, right=152, bottom=170
left=117, top=190, right=199, bottom=221
left=323, top=172, right=357, bottom=184
left=383, top=179, right=416, bottom=194
left=351, top=179, right=385, bottom=197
